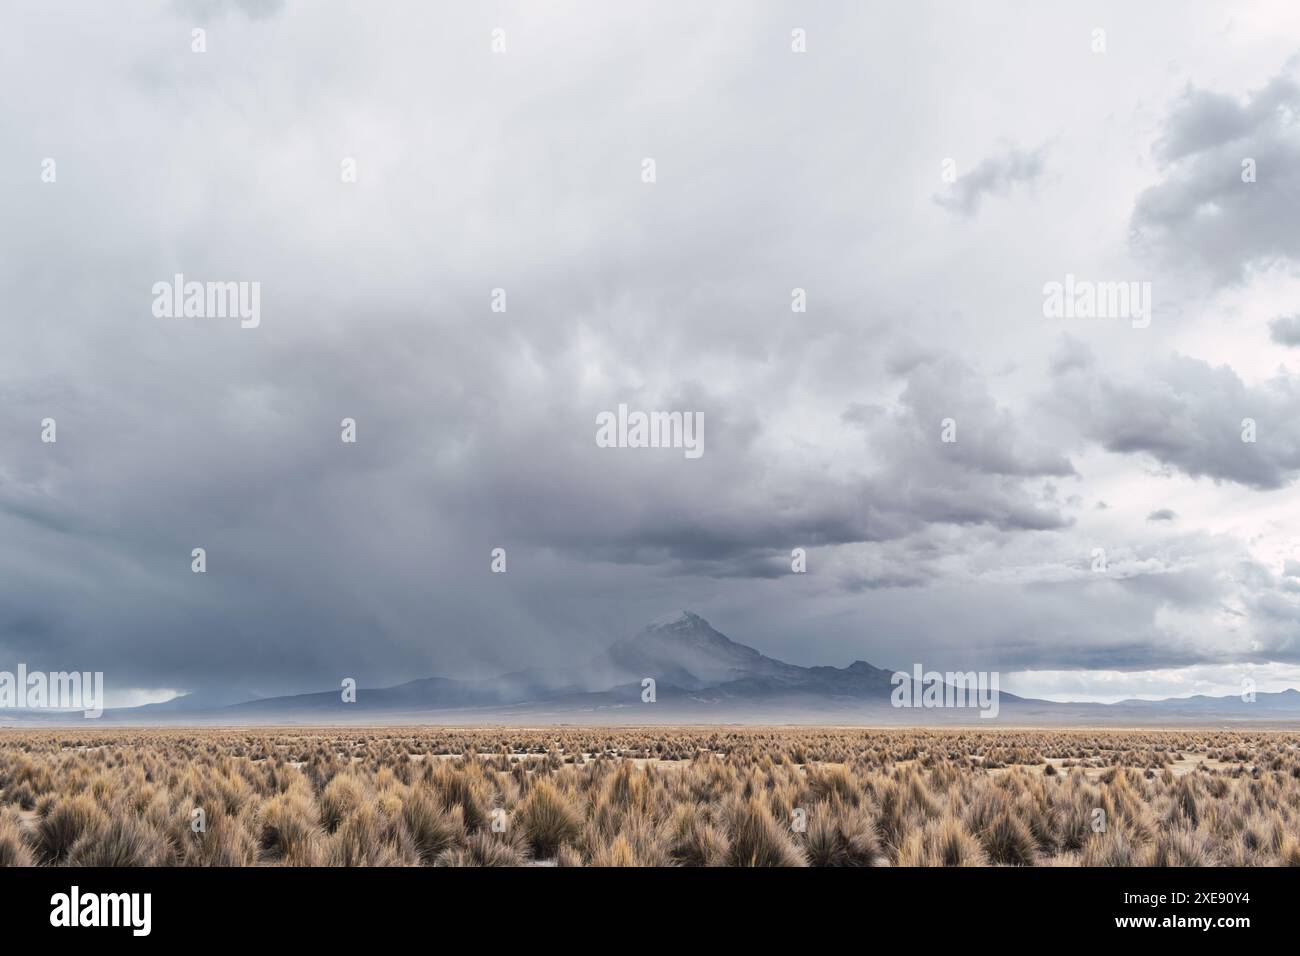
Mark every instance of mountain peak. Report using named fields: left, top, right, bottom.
left=602, top=612, right=800, bottom=689
left=644, top=610, right=706, bottom=631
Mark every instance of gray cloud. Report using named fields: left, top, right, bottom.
left=1132, top=65, right=1300, bottom=284
left=169, top=0, right=285, bottom=20
left=1269, top=314, right=1300, bottom=346
left=1054, top=354, right=1300, bottom=490
left=1049, top=335, right=1096, bottom=376
left=934, top=144, right=1048, bottom=216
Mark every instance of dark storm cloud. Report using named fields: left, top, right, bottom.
left=7, top=2, right=1089, bottom=694
left=425, top=346, right=1076, bottom=580
left=1132, top=65, right=1300, bottom=284
left=933, top=144, right=1047, bottom=217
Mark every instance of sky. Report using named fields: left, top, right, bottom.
left=3, top=1, right=1300, bottom=706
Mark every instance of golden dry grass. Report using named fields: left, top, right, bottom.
left=0, top=727, right=1297, bottom=866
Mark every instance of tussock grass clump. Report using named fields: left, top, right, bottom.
left=183, top=810, right=259, bottom=866
left=257, top=789, right=322, bottom=865
left=319, top=773, right=366, bottom=833
left=35, top=795, right=107, bottom=864
left=802, top=804, right=880, bottom=866
left=979, top=811, right=1038, bottom=866
left=1140, top=830, right=1211, bottom=867
left=436, top=831, right=524, bottom=867
left=806, top=764, right=861, bottom=807
left=668, top=805, right=730, bottom=866
left=428, top=761, right=492, bottom=833
left=516, top=780, right=582, bottom=859
left=328, top=803, right=408, bottom=866
left=1080, top=826, right=1139, bottom=867
left=896, top=815, right=987, bottom=866
left=725, top=796, right=805, bottom=867
left=67, top=816, right=172, bottom=867
left=402, top=789, right=463, bottom=863
left=6, top=781, right=35, bottom=810
left=0, top=810, right=34, bottom=867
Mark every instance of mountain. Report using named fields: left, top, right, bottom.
left=600, top=611, right=809, bottom=689
left=7, top=612, right=1300, bottom=726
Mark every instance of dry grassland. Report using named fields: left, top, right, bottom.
left=1, top=727, right=1297, bottom=866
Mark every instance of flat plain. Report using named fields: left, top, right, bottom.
left=1, top=727, right=1297, bottom=866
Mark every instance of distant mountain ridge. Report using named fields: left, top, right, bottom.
left=6, top=612, right=1300, bottom=726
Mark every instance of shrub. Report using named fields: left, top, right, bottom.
left=0, top=810, right=34, bottom=866
left=35, top=795, right=107, bottom=864
left=401, top=789, right=464, bottom=863
left=67, top=816, right=172, bottom=866
left=726, top=796, right=805, bottom=867
left=516, top=781, right=582, bottom=859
